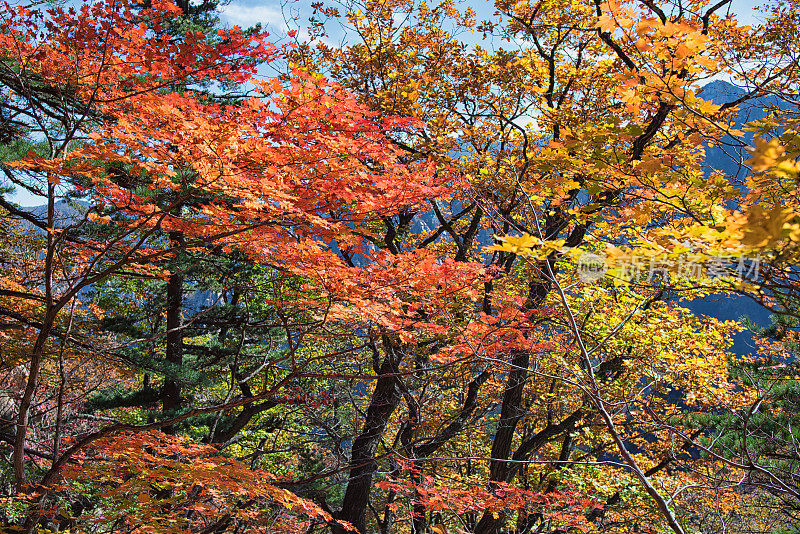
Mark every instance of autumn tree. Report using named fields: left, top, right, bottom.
left=590, top=3, right=800, bottom=527
left=79, top=0, right=293, bottom=442
left=2, top=0, right=799, bottom=532
left=282, top=0, right=800, bottom=532
left=0, top=0, right=455, bottom=531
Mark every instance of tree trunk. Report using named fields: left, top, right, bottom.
left=334, top=340, right=403, bottom=534
left=162, top=229, right=184, bottom=432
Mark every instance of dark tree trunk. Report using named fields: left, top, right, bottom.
left=162, top=230, right=184, bottom=432
left=334, top=339, right=403, bottom=534
left=473, top=349, right=530, bottom=534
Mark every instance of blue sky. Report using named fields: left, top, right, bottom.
left=218, top=0, right=768, bottom=38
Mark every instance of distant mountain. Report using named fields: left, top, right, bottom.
left=684, top=80, right=778, bottom=354
left=699, top=80, right=777, bottom=183
left=14, top=199, right=87, bottom=232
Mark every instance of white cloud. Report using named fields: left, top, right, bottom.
left=220, top=3, right=283, bottom=28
